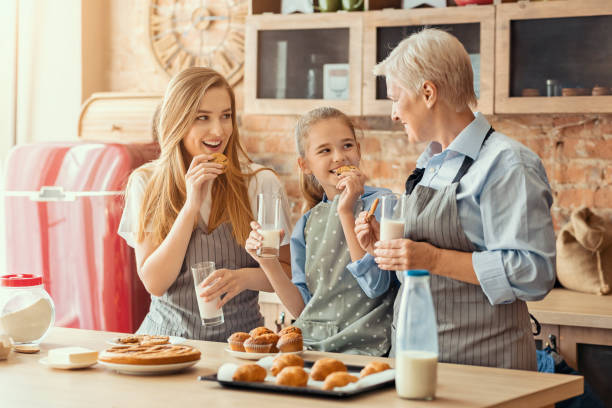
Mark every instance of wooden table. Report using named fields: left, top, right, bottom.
left=0, top=327, right=582, bottom=408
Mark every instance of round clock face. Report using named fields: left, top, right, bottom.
left=149, top=0, right=247, bottom=85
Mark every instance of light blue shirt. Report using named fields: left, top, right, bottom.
left=290, top=186, right=391, bottom=305
left=349, top=113, right=556, bottom=305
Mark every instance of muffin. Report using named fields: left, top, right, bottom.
left=232, top=364, right=267, bottom=382
left=257, top=333, right=279, bottom=353
left=249, top=326, right=273, bottom=338
left=276, top=366, right=309, bottom=387
left=243, top=336, right=273, bottom=353
left=310, top=358, right=347, bottom=381
left=360, top=361, right=391, bottom=378
left=227, top=332, right=250, bottom=352
left=322, top=372, right=358, bottom=390
left=278, top=326, right=302, bottom=336
left=271, top=354, right=304, bottom=376
left=277, top=332, right=303, bottom=353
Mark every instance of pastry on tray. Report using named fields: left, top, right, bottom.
left=360, top=361, right=391, bottom=378
left=309, top=358, right=347, bottom=381
left=276, top=366, right=309, bottom=387
left=322, top=372, right=358, bottom=390
left=270, top=354, right=304, bottom=376
left=99, top=344, right=200, bottom=365
left=116, top=334, right=170, bottom=346
left=232, top=364, right=267, bottom=382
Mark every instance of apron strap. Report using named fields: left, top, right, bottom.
left=405, top=126, right=494, bottom=194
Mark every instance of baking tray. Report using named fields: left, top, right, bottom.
left=198, top=361, right=395, bottom=398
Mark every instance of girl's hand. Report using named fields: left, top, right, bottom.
left=354, top=210, right=380, bottom=255
left=245, top=221, right=285, bottom=263
left=184, top=154, right=225, bottom=214
left=336, top=168, right=366, bottom=215
left=199, top=268, right=243, bottom=309
left=373, top=239, right=440, bottom=271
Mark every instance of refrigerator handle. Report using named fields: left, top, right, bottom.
left=30, top=186, right=76, bottom=202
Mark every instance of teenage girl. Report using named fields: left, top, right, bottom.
left=245, top=107, right=397, bottom=356
left=118, top=67, right=292, bottom=340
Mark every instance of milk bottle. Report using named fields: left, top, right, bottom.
left=395, top=270, right=438, bottom=400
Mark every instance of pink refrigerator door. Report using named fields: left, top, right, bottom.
left=4, top=142, right=159, bottom=333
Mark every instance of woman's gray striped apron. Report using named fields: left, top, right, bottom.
left=391, top=127, right=536, bottom=370
left=137, top=221, right=264, bottom=341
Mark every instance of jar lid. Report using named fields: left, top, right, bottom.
left=404, top=269, right=429, bottom=277
left=0, top=274, right=43, bottom=287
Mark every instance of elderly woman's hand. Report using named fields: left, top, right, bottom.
left=373, top=238, right=440, bottom=272
left=354, top=210, right=380, bottom=256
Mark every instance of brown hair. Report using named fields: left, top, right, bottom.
left=294, top=107, right=358, bottom=212
left=128, top=67, right=264, bottom=247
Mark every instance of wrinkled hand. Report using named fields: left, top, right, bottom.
left=199, top=268, right=243, bottom=309
left=245, top=221, right=285, bottom=263
left=336, top=168, right=366, bottom=215
left=373, top=238, right=439, bottom=272
left=184, top=154, right=225, bottom=214
left=354, top=210, right=380, bottom=255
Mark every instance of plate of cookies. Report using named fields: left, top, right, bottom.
left=200, top=353, right=394, bottom=398
left=97, top=344, right=201, bottom=375
left=225, top=325, right=304, bottom=360
left=106, top=334, right=185, bottom=347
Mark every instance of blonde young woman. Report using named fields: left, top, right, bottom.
left=118, top=67, right=292, bottom=340
left=354, top=29, right=555, bottom=370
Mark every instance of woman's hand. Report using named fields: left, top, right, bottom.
left=245, top=221, right=285, bottom=264
left=199, top=268, right=245, bottom=309
left=354, top=210, right=380, bottom=256
left=183, top=154, right=224, bottom=214
left=336, top=168, right=366, bottom=215
left=373, top=238, right=440, bottom=272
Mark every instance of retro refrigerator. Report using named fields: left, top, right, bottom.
left=3, top=141, right=159, bottom=333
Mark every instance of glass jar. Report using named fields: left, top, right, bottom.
left=0, top=274, right=55, bottom=345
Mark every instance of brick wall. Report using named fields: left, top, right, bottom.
left=241, top=113, right=612, bottom=231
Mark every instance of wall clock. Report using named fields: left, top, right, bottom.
left=149, top=0, right=248, bottom=86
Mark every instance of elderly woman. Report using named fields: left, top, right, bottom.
left=352, top=28, right=555, bottom=370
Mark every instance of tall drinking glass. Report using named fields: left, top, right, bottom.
left=257, top=193, right=282, bottom=258
left=379, top=193, right=407, bottom=241
left=191, top=261, right=224, bottom=327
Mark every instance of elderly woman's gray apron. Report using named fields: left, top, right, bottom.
left=294, top=196, right=397, bottom=356
left=392, top=127, right=536, bottom=370
left=137, top=221, right=264, bottom=341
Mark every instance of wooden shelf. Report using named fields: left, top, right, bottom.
left=527, top=288, right=612, bottom=330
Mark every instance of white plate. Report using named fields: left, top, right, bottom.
left=224, top=347, right=305, bottom=360
left=106, top=336, right=186, bottom=347
left=39, top=357, right=96, bottom=370
left=97, top=359, right=199, bottom=375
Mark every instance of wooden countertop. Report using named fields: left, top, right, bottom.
left=527, top=288, right=612, bottom=329
left=0, top=327, right=582, bottom=407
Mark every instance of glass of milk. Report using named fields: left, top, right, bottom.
left=191, top=261, right=224, bottom=327
left=379, top=193, right=407, bottom=241
left=257, top=193, right=282, bottom=258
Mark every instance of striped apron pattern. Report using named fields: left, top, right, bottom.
left=137, top=221, right=264, bottom=341
left=392, top=127, right=536, bottom=370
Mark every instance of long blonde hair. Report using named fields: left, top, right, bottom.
left=294, top=107, right=358, bottom=212
left=129, top=67, right=261, bottom=246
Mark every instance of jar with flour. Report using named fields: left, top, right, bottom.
left=0, top=274, right=55, bottom=345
